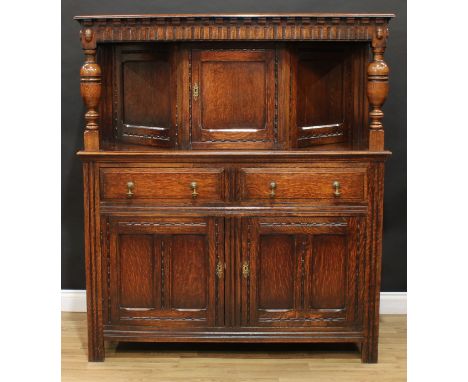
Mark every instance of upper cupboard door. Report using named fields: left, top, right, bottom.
left=290, top=45, right=366, bottom=148
left=191, top=49, right=276, bottom=149
left=115, top=45, right=176, bottom=148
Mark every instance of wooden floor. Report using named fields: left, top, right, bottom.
left=62, top=313, right=406, bottom=382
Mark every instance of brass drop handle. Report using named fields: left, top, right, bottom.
left=126, top=181, right=135, bottom=198
left=269, top=181, right=277, bottom=198
left=242, top=261, right=250, bottom=279
left=190, top=181, right=199, bottom=198
left=333, top=181, right=341, bottom=197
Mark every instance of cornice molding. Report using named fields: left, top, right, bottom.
left=75, top=14, right=393, bottom=43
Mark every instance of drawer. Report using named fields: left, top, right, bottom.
left=100, top=168, right=225, bottom=202
left=239, top=167, right=367, bottom=202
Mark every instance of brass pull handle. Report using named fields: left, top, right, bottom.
left=192, top=83, right=199, bottom=100
left=269, top=181, right=277, bottom=198
left=242, top=261, right=250, bottom=279
left=126, top=181, right=135, bottom=198
left=216, top=261, right=224, bottom=279
left=333, top=181, right=341, bottom=197
left=190, top=181, right=198, bottom=198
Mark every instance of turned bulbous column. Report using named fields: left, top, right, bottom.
left=79, top=28, right=101, bottom=151
left=367, top=26, right=389, bottom=151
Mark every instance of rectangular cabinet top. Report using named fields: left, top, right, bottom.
left=74, top=13, right=395, bottom=20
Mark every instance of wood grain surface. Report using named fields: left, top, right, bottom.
left=62, top=312, right=406, bottom=381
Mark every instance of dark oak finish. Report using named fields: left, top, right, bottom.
left=76, top=13, right=393, bottom=364
left=238, top=167, right=367, bottom=202
left=240, top=217, right=363, bottom=329
left=191, top=48, right=276, bottom=148
left=100, top=167, right=226, bottom=203
left=106, top=216, right=224, bottom=328
left=114, top=45, right=176, bottom=148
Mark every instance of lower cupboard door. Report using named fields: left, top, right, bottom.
left=240, top=217, right=365, bottom=328
left=106, top=217, right=224, bottom=328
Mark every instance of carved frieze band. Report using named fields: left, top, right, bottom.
left=122, top=132, right=171, bottom=141
left=122, top=222, right=207, bottom=227
left=214, top=220, right=219, bottom=322
left=121, top=316, right=206, bottom=322
left=246, top=222, right=251, bottom=324
left=259, top=317, right=345, bottom=323
left=160, top=239, right=165, bottom=309
left=297, top=131, right=344, bottom=141
left=260, top=222, right=347, bottom=227
left=300, top=238, right=306, bottom=308
left=105, top=220, right=111, bottom=324
left=78, top=17, right=389, bottom=42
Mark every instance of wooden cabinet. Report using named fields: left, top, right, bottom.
left=76, top=13, right=393, bottom=363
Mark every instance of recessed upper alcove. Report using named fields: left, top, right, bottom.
left=76, top=13, right=393, bottom=152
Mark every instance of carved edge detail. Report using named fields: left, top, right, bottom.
left=77, top=17, right=390, bottom=43
left=121, top=317, right=206, bottom=322
left=246, top=221, right=251, bottom=324
left=260, top=222, right=347, bottom=227
left=297, top=131, right=344, bottom=141
left=300, top=237, right=306, bottom=309
left=214, top=219, right=219, bottom=324
left=260, top=317, right=345, bottom=323
left=122, top=222, right=207, bottom=227
left=106, top=219, right=111, bottom=324
left=160, top=239, right=165, bottom=309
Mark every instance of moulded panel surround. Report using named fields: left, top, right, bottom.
left=191, top=49, right=276, bottom=149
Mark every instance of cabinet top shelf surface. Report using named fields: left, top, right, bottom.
left=74, top=13, right=395, bottom=20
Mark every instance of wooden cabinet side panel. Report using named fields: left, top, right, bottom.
left=361, top=162, right=385, bottom=363
left=83, top=162, right=104, bottom=361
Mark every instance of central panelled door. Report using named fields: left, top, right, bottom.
left=191, top=48, right=276, bottom=149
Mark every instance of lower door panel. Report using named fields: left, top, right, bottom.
left=105, top=216, right=224, bottom=328
left=240, top=216, right=365, bottom=329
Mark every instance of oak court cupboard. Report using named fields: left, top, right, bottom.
left=75, top=12, right=394, bottom=363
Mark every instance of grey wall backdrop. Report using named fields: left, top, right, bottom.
left=62, top=0, right=406, bottom=291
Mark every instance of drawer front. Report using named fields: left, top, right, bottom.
left=239, top=167, right=367, bottom=202
left=101, top=168, right=225, bottom=202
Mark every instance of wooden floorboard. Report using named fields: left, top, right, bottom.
left=62, top=312, right=406, bottom=381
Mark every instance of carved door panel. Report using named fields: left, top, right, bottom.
left=114, top=45, right=176, bottom=147
left=290, top=45, right=356, bottom=147
left=106, top=217, right=224, bottom=328
left=240, top=217, right=364, bottom=328
left=191, top=48, right=276, bottom=149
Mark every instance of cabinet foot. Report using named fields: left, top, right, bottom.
left=87, top=345, right=105, bottom=362
left=87, top=335, right=105, bottom=362
left=360, top=339, right=378, bottom=363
